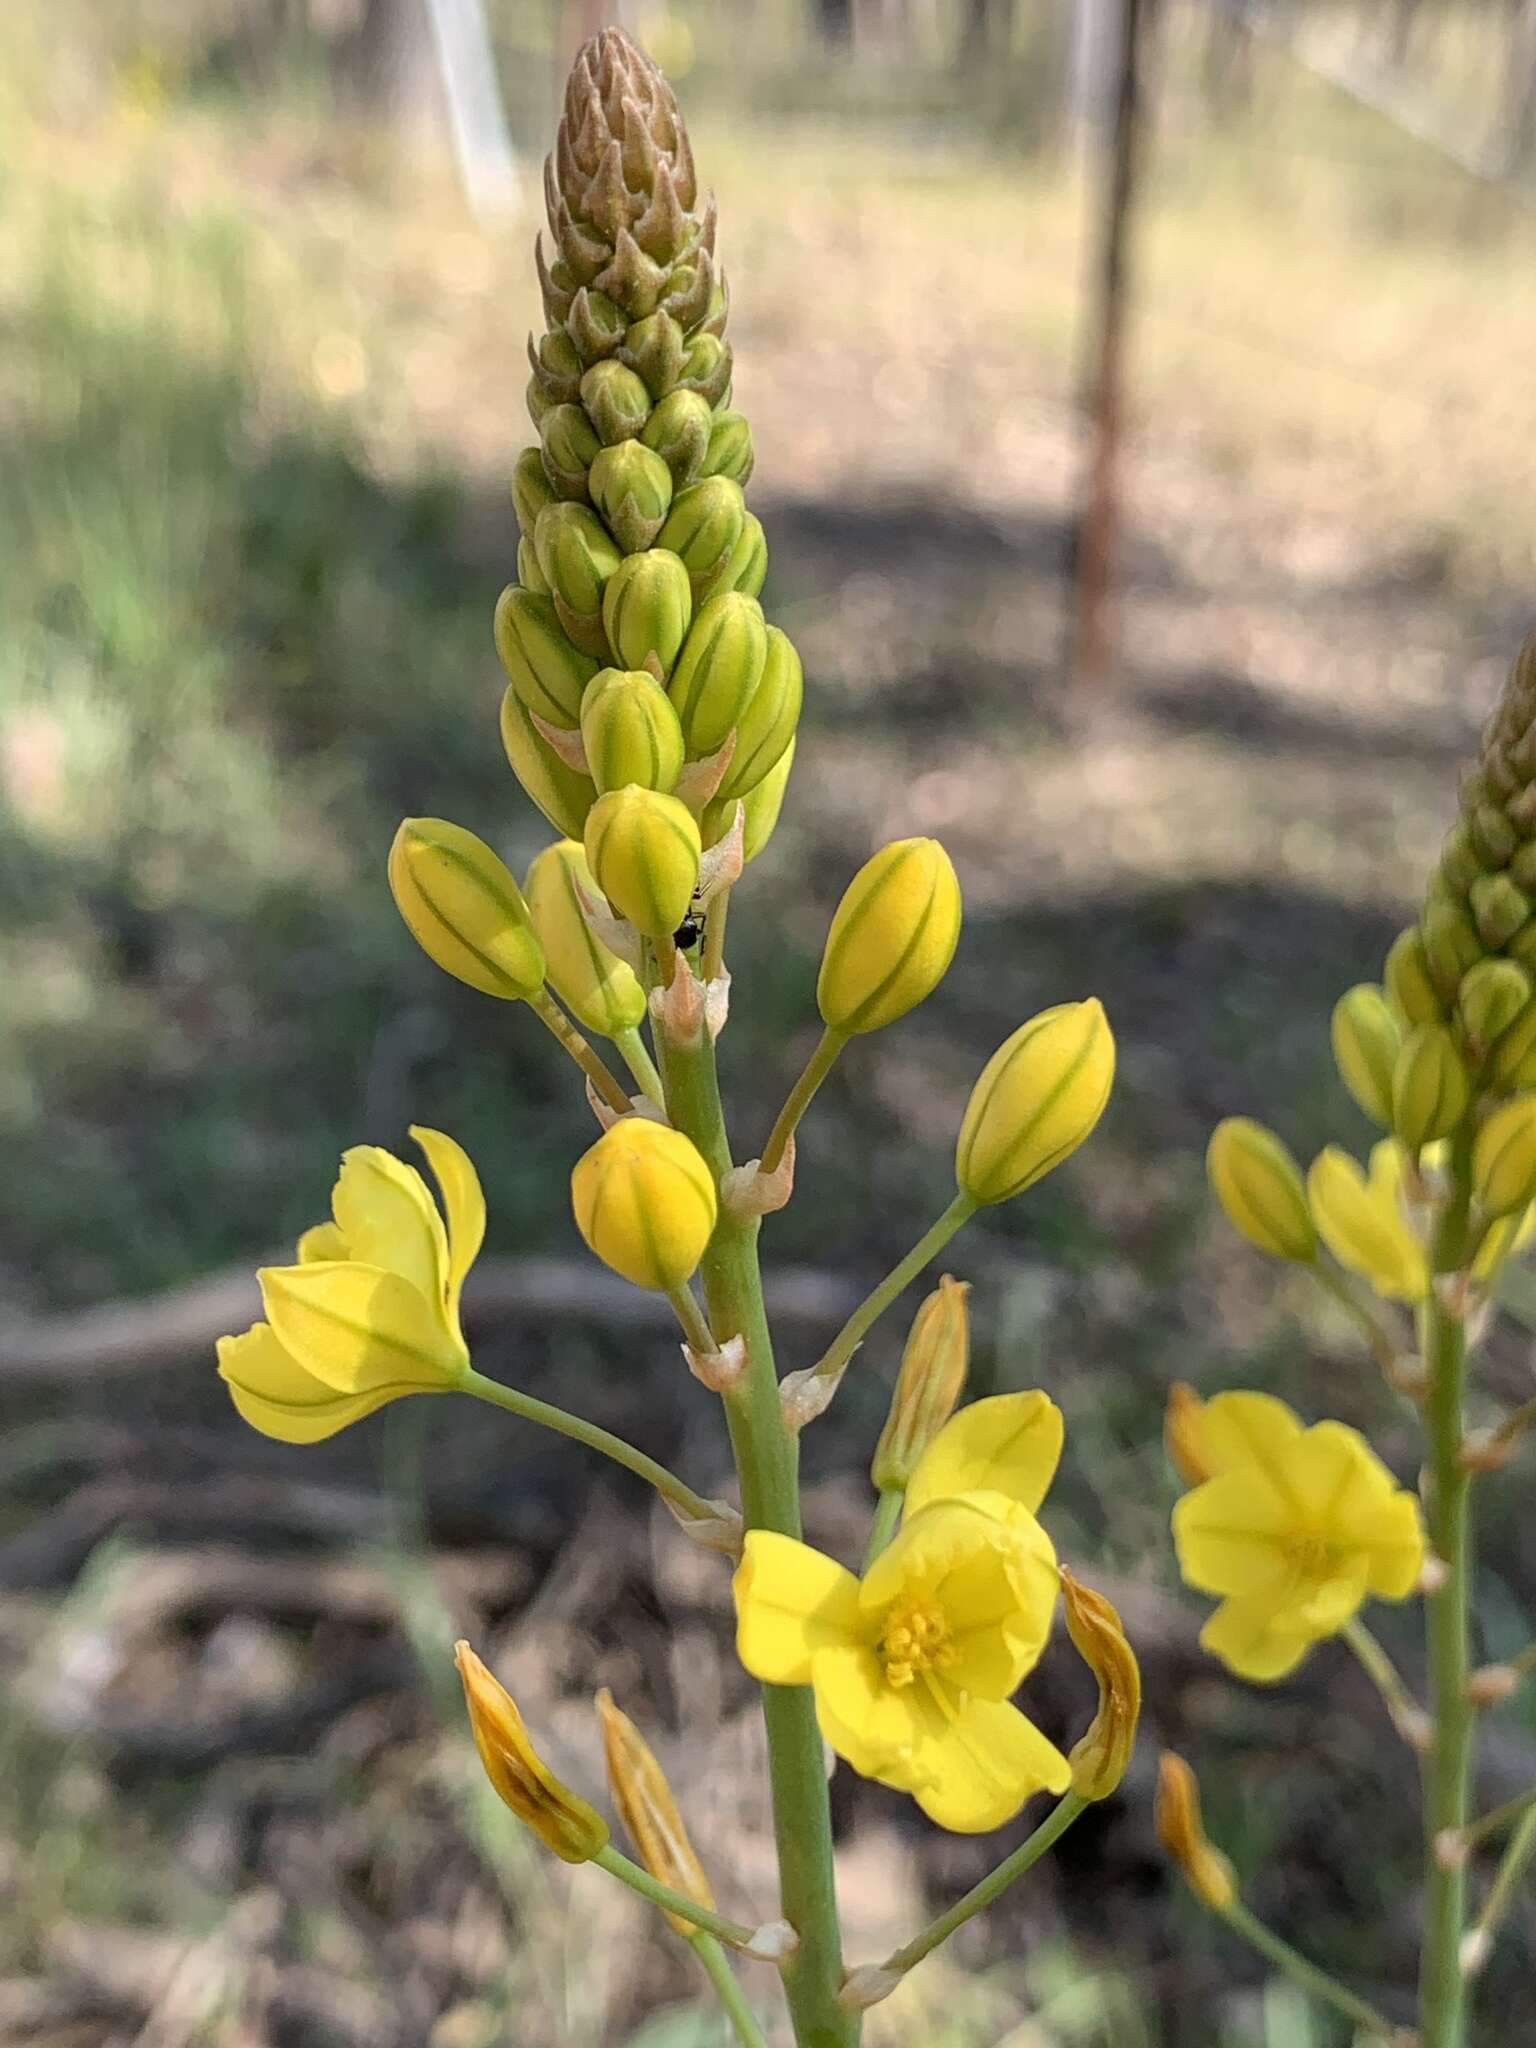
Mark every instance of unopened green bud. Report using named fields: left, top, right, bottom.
left=667, top=591, right=768, bottom=756
left=580, top=359, right=652, bottom=445
left=870, top=1276, right=970, bottom=1492
left=1206, top=1117, right=1316, bottom=1261
left=678, top=330, right=732, bottom=406
left=1423, top=900, right=1484, bottom=993
left=494, top=585, right=598, bottom=729
left=525, top=839, right=646, bottom=1039
left=1471, top=872, right=1531, bottom=950
left=1439, top=822, right=1484, bottom=895
left=388, top=817, right=545, bottom=1001
left=700, top=410, right=753, bottom=485
left=517, top=537, right=550, bottom=596
left=602, top=549, right=693, bottom=678
left=526, top=375, right=554, bottom=428
left=580, top=669, right=684, bottom=795
left=1493, top=999, right=1536, bottom=1088
left=533, top=327, right=583, bottom=402
left=1392, top=1023, right=1470, bottom=1149
left=817, top=838, right=962, bottom=1036
left=513, top=447, right=557, bottom=538
left=1473, top=1093, right=1536, bottom=1216
left=500, top=687, right=597, bottom=841
left=619, top=309, right=686, bottom=399
left=566, top=287, right=626, bottom=365
left=1459, top=958, right=1532, bottom=1046
left=696, top=511, right=767, bottom=606
left=1511, top=840, right=1536, bottom=893
left=956, top=999, right=1116, bottom=1206
left=1330, top=984, right=1401, bottom=1127
left=585, top=785, right=702, bottom=940
left=641, top=388, right=713, bottom=485
left=1384, top=925, right=1445, bottom=1025
left=540, top=402, right=602, bottom=496
left=655, top=476, right=746, bottom=585
left=588, top=441, right=674, bottom=554
left=716, top=626, right=801, bottom=800
left=534, top=502, right=623, bottom=625
left=1470, top=801, right=1518, bottom=868
left=1509, top=919, right=1536, bottom=971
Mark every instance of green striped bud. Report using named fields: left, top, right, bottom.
left=517, top=537, right=550, bottom=597
left=532, top=327, right=583, bottom=403
left=700, top=410, right=753, bottom=485
left=513, top=447, right=557, bottom=538
left=388, top=817, right=545, bottom=1002
left=955, top=1000, right=1115, bottom=1206
left=580, top=669, right=685, bottom=795
left=655, top=476, right=745, bottom=585
left=566, top=287, right=626, bottom=365
left=601, top=549, right=693, bottom=678
left=678, top=331, right=732, bottom=406
left=1492, top=998, right=1536, bottom=1088
left=697, top=512, right=767, bottom=606
left=588, top=441, right=674, bottom=554
left=540, top=402, right=602, bottom=497
left=619, top=310, right=686, bottom=400
left=1471, top=872, right=1531, bottom=950
left=1509, top=920, right=1536, bottom=972
left=525, top=839, right=646, bottom=1039
left=1330, top=984, right=1401, bottom=1128
left=1422, top=900, right=1483, bottom=996
left=707, top=737, right=794, bottom=864
left=1511, top=841, right=1536, bottom=892
left=715, top=625, right=801, bottom=800
left=641, top=388, right=713, bottom=485
left=1470, top=801, right=1518, bottom=867
left=1472, top=1093, right=1536, bottom=1217
left=494, top=585, right=598, bottom=729
left=500, top=687, right=597, bottom=841
left=534, top=502, right=623, bottom=629
left=1458, top=958, right=1531, bottom=1047
left=526, top=375, right=554, bottom=428
left=1207, top=1117, right=1317, bottom=1262
left=817, top=838, right=962, bottom=1036
left=571, top=1119, right=717, bottom=1294
left=1439, top=822, right=1483, bottom=895
left=1384, top=925, right=1444, bottom=1026
left=1392, top=1023, right=1470, bottom=1149
left=584, top=785, right=702, bottom=940
left=667, top=592, right=768, bottom=757
left=580, top=360, right=652, bottom=445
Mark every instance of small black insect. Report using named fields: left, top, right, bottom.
left=673, top=908, right=706, bottom=951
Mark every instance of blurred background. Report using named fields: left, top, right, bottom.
left=3, top=0, right=1536, bottom=2041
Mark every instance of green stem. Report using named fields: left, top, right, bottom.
left=657, top=1025, right=857, bottom=2048
left=1460, top=1780, right=1536, bottom=1852
left=616, top=1025, right=666, bottom=1105
left=881, top=1792, right=1086, bottom=1979
left=812, top=1194, right=978, bottom=1388
left=1420, top=1123, right=1478, bottom=2048
left=593, top=1845, right=757, bottom=1950
left=1342, top=1616, right=1429, bottom=1756
left=761, top=1026, right=847, bottom=1176
left=461, top=1368, right=724, bottom=1528
left=1467, top=1802, right=1536, bottom=1973
left=529, top=989, right=634, bottom=1118
left=667, top=1282, right=719, bottom=1359
left=1217, top=1900, right=1398, bottom=2038
left=1311, top=1261, right=1412, bottom=1383
left=1489, top=1392, right=1536, bottom=1456
left=862, top=1489, right=904, bottom=1571
left=693, top=1933, right=771, bottom=2048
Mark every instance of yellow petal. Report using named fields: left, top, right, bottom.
left=1196, top=1391, right=1305, bottom=1479
left=216, top=1324, right=402, bottom=1442
left=1361, top=1489, right=1426, bottom=1599
left=732, top=1532, right=863, bottom=1686
left=1172, top=1471, right=1294, bottom=1598
left=331, top=1146, right=447, bottom=1305
left=1270, top=1558, right=1370, bottom=1638
left=905, top=1391, right=1063, bottom=1519
left=1200, top=1594, right=1317, bottom=1682
left=411, top=1125, right=486, bottom=1318
left=298, top=1221, right=349, bottom=1262
left=1307, top=1144, right=1428, bottom=1302
left=258, top=1261, right=464, bottom=1394
left=912, top=1692, right=1072, bottom=1833
left=809, top=1644, right=932, bottom=1789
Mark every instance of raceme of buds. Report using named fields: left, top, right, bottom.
left=1330, top=983, right=1401, bottom=1128
left=1155, top=1752, right=1236, bottom=1911
left=602, top=548, right=693, bottom=677
left=495, top=584, right=598, bottom=729
left=1164, top=1382, right=1214, bottom=1487
left=667, top=590, right=769, bottom=756
left=580, top=668, right=685, bottom=795
left=584, top=784, right=702, bottom=939
left=524, top=840, right=647, bottom=1039
left=595, top=1689, right=716, bottom=1936
left=1206, top=1117, right=1317, bottom=1262
left=870, top=1275, right=970, bottom=1492
left=1472, top=1092, right=1536, bottom=1217
left=454, top=1642, right=609, bottom=1863
left=589, top=440, right=675, bottom=553
left=1061, top=1570, right=1141, bottom=1801
left=501, top=687, right=598, bottom=841
left=571, top=1116, right=718, bottom=1291
left=1457, top=957, right=1531, bottom=1047
left=388, top=818, right=546, bottom=1002
left=714, top=625, right=802, bottom=801
left=1384, top=924, right=1444, bottom=1026
left=955, top=999, right=1116, bottom=1207
left=816, top=838, right=962, bottom=1037
left=1391, top=1023, right=1469, bottom=1150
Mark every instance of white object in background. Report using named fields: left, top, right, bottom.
left=424, top=0, right=522, bottom=220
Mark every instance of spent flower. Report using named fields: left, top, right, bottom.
left=456, top=1643, right=608, bottom=1862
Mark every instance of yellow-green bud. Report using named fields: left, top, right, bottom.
left=579, top=359, right=652, bottom=445
left=525, top=840, right=646, bottom=1039
left=709, top=736, right=794, bottom=864
left=566, top=287, right=626, bottom=364
left=1392, top=1023, right=1470, bottom=1149
left=956, top=999, right=1115, bottom=1206
left=870, top=1275, right=970, bottom=1492
left=1471, top=872, right=1532, bottom=950
left=570, top=1117, right=718, bottom=1292
left=534, top=502, right=624, bottom=623
left=1472, top=1092, right=1536, bottom=1217
left=641, top=387, right=713, bottom=485
left=817, top=838, right=962, bottom=1036
left=697, top=511, right=767, bottom=606
left=494, top=585, right=598, bottom=729
left=1470, top=800, right=1518, bottom=867
left=1492, top=997, right=1536, bottom=1088
left=500, top=686, right=597, bottom=841
left=1459, top=958, right=1532, bottom=1046
left=517, top=537, right=550, bottom=597
left=1206, top=1117, right=1316, bottom=1261
left=388, top=817, right=545, bottom=1001
left=580, top=669, right=685, bottom=795
left=540, top=402, right=602, bottom=496
left=667, top=591, right=769, bottom=757
left=678, top=330, right=732, bottom=406
left=525, top=376, right=554, bottom=428
left=1330, top=983, right=1401, bottom=1128
left=584, top=785, right=702, bottom=940
left=1384, top=925, right=1445, bottom=1025
left=715, top=625, right=801, bottom=800
left=532, top=327, right=582, bottom=402
left=700, top=410, right=753, bottom=485
left=588, top=440, right=675, bottom=554
left=513, top=447, right=556, bottom=538
left=1423, top=900, right=1484, bottom=994
left=602, top=549, right=693, bottom=678
left=1439, top=822, right=1483, bottom=895
left=655, top=476, right=746, bottom=585
left=619, top=309, right=686, bottom=400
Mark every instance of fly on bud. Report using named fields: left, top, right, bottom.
left=570, top=1117, right=718, bottom=1291
left=955, top=999, right=1115, bottom=1207
left=1330, top=984, right=1401, bottom=1128
left=667, top=590, right=769, bottom=757
left=584, top=784, right=702, bottom=940
left=870, top=1275, right=970, bottom=1493
left=525, top=840, right=647, bottom=1040
left=1206, top=1117, right=1317, bottom=1262
left=816, top=838, right=962, bottom=1038
left=501, top=687, right=598, bottom=841
left=454, top=1643, right=609, bottom=1863
left=580, top=669, right=686, bottom=796
left=1391, top=1023, right=1470, bottom=1150
left=1155, top=1752, right=1236, bottom=1911
left=595, top=1689, right=716, bottom=1936
left=388, top=818, right=546, bottom=1002
left=495, top=584, right=599, bottom=730
left=602, top=548, right=693, bottom=678
left=1062, top=1570, right=1142, bottom=1801
left=1472, top=1092, right=1536, bottom=1217
left=589, top=440, right=675, bottom=554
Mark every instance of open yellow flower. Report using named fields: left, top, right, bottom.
left=733, top=1391, right=1070, bottom=1832
left=217, top=1126, right=483, bottom=1441
left=1306, top=1140, right=1428, bottom=1302
left=1172, top=1391, right=1424, bottom=1682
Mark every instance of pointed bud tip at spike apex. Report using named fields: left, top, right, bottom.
left=816, top=838, right=963, bottom=1038
left=955, top=998, right=1115, bottom=1206
left=1206, top=1117, right=1317, bottom=1263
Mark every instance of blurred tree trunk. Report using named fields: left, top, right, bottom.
left=335, top=0, right=443, bottom=139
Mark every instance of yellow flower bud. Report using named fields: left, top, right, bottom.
left=620, top=309, right=685, bottom=402
left=1062, top=1570, right=1141, bottom=1802
left=1458, top=959, right=1531, bottom=1047
left=655, top=475, right=746, bottom=580
left=1330, top=983, right=1401, bottom=1128
left=595, top=1689, right=715, bottom=1936
left=388, top=818, right=545, bottom=1001
left=517, top=536, right=550, bottom=597
left=1307, top=1143, right=1428, bottom=1302
left=1423, top=900, right=1483, bottom=995
left=500, top=686, right=597, bottom=841
left=524, top=840, right=646, bottom=1039
left=1156, top=1752, right=1236, bottom=1911
left=1206, top=1117, right=1317, bottom=1262
left=1384, top=925, right=1444, bottom=1026
left=955, top=999, right=1115, bottom=1207
left=697, top=512, right=768, bottom=608
left=1471, top=871, right=1531, bottom=950
left=870, top=1275, right=970, bottom=1492
left=1473, top=1092, right=1536, bottom=1217
left=602, top=548, right=693, bottom=678
left=454, top=1642, right=608, bottom=1863
left=1164, top=1382, right=1214, bottom=1486
left=570, top=1116, right=718, bottom=1291
left=641, top=387, right=713, bottom=485
left=494, top=585, right=598, bottom=729
left=816, top=838, right=962, bottom=1037
left=512, top=446, right=556, bottom=538
left=1392, top=1023, right=1470, bottom=1149
left=589, top=440, right=675, bottom=554
left=715, top=626, right=802, bottom=801
left=584, top=785, right=702, bottom=940
left=667, top=591, right=769, bottom=757
left=534, top=501, right=624, bottom=621
left=580, top=669, right=685, bottom=796
left=1491, top=995, right=1536, bottom=1089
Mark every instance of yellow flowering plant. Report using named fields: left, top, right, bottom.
left=212, top=30, right=1137, bottom=2046
left=1176, top=633, right=1536, bottom=2047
